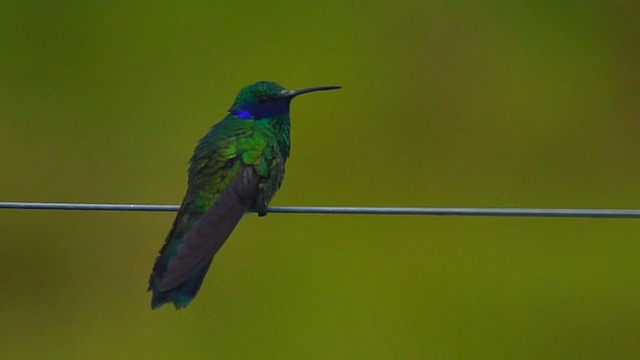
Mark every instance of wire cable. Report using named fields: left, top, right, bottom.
left=1, top=201, right=639, bottom=218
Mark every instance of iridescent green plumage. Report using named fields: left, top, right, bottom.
left=148, top=81, right=340, bottom=309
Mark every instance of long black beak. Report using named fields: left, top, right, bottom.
left=284, top=85, right=341, bottom=98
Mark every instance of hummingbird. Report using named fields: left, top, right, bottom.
left=148, top=81, right=340, bottom=309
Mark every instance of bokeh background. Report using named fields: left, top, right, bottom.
left=1, top=2, right=639, bottom=359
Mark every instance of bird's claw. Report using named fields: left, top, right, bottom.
left=255, top=205, right=268, bottom=217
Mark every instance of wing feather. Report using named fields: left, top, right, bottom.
left=158, top=165, right=260, bottom=291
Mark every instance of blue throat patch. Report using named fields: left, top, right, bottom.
left=231, top=109, right=253, bottom=120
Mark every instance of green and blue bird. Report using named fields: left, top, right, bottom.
left=148, top=81, right=340, bottom=309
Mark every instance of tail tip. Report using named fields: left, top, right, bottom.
left=151, top=291, right=193, bottom=310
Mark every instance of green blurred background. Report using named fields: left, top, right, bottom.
left=1, top=1, right=639, bottom=359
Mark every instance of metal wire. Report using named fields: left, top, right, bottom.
left=1, top=201, right=640, bottom=218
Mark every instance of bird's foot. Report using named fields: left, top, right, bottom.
left=250, top=203, right=268, bottom=217
left=249, top=203, right=267, bottom=217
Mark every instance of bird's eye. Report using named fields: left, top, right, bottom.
left=258, top=96, right=269, bottom=104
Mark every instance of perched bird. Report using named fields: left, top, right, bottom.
left=148, top=81, right=340, bottom=309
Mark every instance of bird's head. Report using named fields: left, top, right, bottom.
left=229, top=81, right=340, bottom=120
